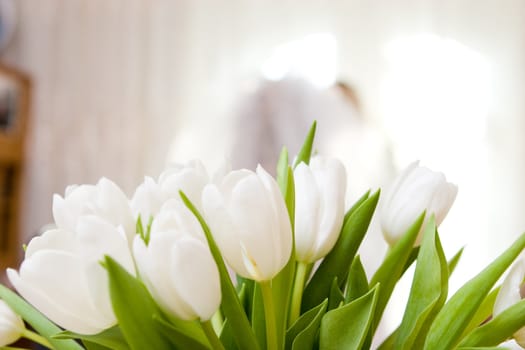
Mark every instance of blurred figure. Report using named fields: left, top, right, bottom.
left=231, top=76, right=394, bottom=204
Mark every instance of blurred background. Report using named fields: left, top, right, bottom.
left=1, top=0, right=525, bottom=346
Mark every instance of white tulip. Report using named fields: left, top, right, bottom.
left=130, top=176, right=166, bottom=222
left=494, top=260, right=525, bottom=348
left=380, top=161, right=457, bottom=246
left=8, top=216, right=135, bottom=335
left=202, top=165, right=293, bottom=281
left=53, top=178, right=135, bottom=241
left=294, top=156, right=346, bottom=263
left=159, top=160, right=210, bottom=211
left=133, top=200, right=221, bottom=321
left=0, top=300, right=24, bottom=346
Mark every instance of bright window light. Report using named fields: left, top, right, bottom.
left=261, top=33, right=338, bottom=88
left=380, top=33, right=492, bottom=169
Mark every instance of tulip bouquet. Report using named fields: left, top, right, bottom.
left=2, top=122, right=525, bottom=350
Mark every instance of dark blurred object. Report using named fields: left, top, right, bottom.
left=0, top=63, right=30, bottom=284
left=336, top=81, right=361, bottom=114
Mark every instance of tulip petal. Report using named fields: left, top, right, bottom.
left=229, top=173, right=281, bottom=280
left=75, top=215, right=135, bottom=274
left=24, top=229, right=78, bottom=259
left=160, top=160, right=209, bottom=210
left=202, top=184, right=251, bottom=278
left=8, top=252, right=113, bottom=335
left=169, top=237, right=221, bottom=320
left=380, top=162, right=455, bottom=246
left=311, top=157, right=346, bottom=261
left=428, top=182, right=458, bottom=226
left=133, top=234, right=194, bottom=320
left=294, top=162, right=321, bottom=262
left=96, top=178, right=135, bottom=238
left=256, top=165, right=293, bottom=276
left=130, top=176, right=165, bottom=220
left=0, top=300, right=24, bottom=346
left=52, top=186, right=96, bottom=231
left=151, top=200, right=204, bottom=242
left=494, top=260, right=525, bottom=316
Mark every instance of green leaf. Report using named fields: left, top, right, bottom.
left=460, top=287, right=501, bottom=340
left=82, top=341, right=111, bottom=350
left=293, top=121, right=317, bottom=167
left=448, top=247, right=464, bottom=276
left=402, top=247, right=420, bottom=274
left=377, top=244, right=464, bottom=350
left=327, top=278, right=344, bottom=311
left=424, top=232, right=525, bottom=350
left=343, top=190, right=371, bottom=224
left=219, top=318, right=238, bottom=350
left=290, top=300, right=327, bottom=350
left=180, top=192, right=260, bottom=350
left=286, top=299, right=328, bottom=350
left=276, top=147, right=289, bottom=194
left=236, top=281, right=252, bottom=319
left=458, top=298, right=525, bottom=347
left=394, top=217, right=448, bottom=350
left=457, top=347, right=510, bottom=350
left=377, top=329, right=397, bottom=350
left=104, top=256, right=172, bottom=350
left=302, top=190, right=380, bottom=312
left=54, top=326, right=130, bottom=350
left=368, top=212, right=425, bottom=334
left=153, top=315, right=210, bottom=350
left=344, top=255, right=369, bottom=304
left=0, top=284, right=83, bottom=350
left=320, top=285, right=379, bottom=350
left=272, top=160, right=296, bottom=349
left=251, top=284, right=266, bottom=349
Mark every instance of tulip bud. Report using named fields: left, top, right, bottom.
left=8, top=216, right=135, bottom=335
left=0, top=300, right=24, bottom=346
left=130, top=176, right=166, bottom=222
left=133, top=200, right=221, bottom=321
left=493, top=260, right=525, bottom=348
left=202, top=165, right=293, bottom=281
left=131, top=160, right=211, bottom=231
left=159, top=160, right=210, bottom=211
left=53, top=178, right=135, bottom=242
left=380, top=161, right=457, bottom=246
left=294, top=156, right=346, bottom=263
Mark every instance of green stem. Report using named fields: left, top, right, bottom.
left=260, top=280, right=278, bottom=350
left=201, top=320, right=225, bottom=350
left=288, top=261, right=308, bottom=326
left=21, top=329, right=54, bottom=349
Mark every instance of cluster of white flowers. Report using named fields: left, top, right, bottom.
left=13, top=155, right=521, bottom=347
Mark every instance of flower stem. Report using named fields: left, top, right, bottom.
left=260, top=280, right=278, bottom=350
left=201, top=320, right=225, bottom=350
left=289, top=261, right=308, bottom=326
left=22, top=329, right=54, bottom=349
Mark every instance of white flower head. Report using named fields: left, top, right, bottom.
left=202, top=165, right=293, bottom=281
left=53, top=178, right=135, bottom=242
left=133, top=200, right=220, bottom=321
left=294, top=156, right=347, bottom=263
left=380, top=161, right=457, bottom=246
left=8, top=216, right=135, bottom=335
left=0, top=300, right=25, bottom=346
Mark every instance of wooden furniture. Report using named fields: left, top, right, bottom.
left=0, top=64, right=30, bottom=282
